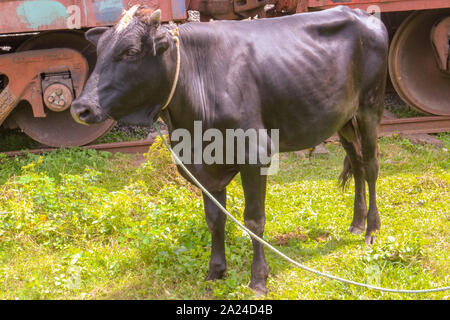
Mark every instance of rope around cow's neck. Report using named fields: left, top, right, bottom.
left=160, top=27, right=181, bottom=111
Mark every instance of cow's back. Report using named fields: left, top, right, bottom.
left=177, top=6, right=388, bottom=150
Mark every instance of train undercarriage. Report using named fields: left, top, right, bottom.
left=0, top=0, right=449, bottom=147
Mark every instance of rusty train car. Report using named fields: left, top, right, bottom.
left=0, top=0, right=449, bottom=147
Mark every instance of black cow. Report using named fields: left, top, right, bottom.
left=71, top=5, right=388, bottom=294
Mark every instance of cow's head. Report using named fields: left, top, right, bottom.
left=71, top=6, right=174, bottom=126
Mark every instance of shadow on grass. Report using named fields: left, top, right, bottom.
left=266, top=234, right=362, bottom=266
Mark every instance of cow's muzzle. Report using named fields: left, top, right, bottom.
left=71, top=100, right=103, bottom=125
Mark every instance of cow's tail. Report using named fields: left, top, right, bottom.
left=339, top=155, right=353, bottom=190
left=338, top=117, right=362, bottom=190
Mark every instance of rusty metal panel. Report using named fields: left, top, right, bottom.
left=171, top=0, right=188, bottom=20
left=431, top=16, right=450, bottom=72
left=128, top=0, right=187, bottom=22
left=0, top=0, right=81, bottom=33
left=275, top=0, right=299, bottom=13
left=0, top=0, right=186, bottom=35
left=188, top=0, right=266, bottom=19
left=0, top=48, right=88, bottom=124
left=298, top=0, right=450, bottom=12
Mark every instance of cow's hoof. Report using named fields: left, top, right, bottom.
left=365, top=232, right=377, bottom=245
left=249, top=281, right=268, bottom=296
left=349, top=225, right=364, bottom=235
left=205, top=269, right=226, bottom=281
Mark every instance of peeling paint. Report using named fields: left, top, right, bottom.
left=16, top=0, right=68, bottom=29
left=1, top=0, right=184, bottom=34
left=93, top=0, right=124, bottom=23
left=171, top=0, right=187, bottom=20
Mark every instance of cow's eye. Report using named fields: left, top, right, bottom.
left=125, top=48, right=140, bottom=57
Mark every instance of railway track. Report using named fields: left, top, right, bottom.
left=2, top=137, right=159, bottom=157
left=2, top=116, right=450, bottom=157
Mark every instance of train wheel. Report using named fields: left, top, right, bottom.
left=389, top=9, right=450, bottom=116
left=11, top=31, right=115, bottom=147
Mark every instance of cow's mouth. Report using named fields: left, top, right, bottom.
left=109, top=104, right=164, bottom=127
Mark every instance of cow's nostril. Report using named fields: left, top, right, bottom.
left=78, top=109, right=91, bottom=121
left=71, top=101, right=95, bottom=124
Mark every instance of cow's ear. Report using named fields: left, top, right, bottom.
left=138, top=8, right=161, bottom=26
left=149, top=9, right=161, bottom=25
left=85, top=27, right=109, bottom=46
left=152, top=29, right=170, bottom=56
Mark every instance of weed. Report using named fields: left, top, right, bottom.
left=0, top=134, right=448, bottom=299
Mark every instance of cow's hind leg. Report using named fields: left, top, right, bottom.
left=240, top=166, right=270, bottom=295
left=203, top=189, right=227, bottom=280
left=356, top=36, right=387, bottom=244
left=357, top=111, right=382, bottom=245
left=338, top=120, right=367, bottom=235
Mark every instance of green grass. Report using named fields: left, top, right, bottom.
left=0, top=129, right=40, bottom=152
left=0, top=134, right=448, bottom=300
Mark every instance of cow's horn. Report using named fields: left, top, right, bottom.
left=150, top=9, right=161, bottom=23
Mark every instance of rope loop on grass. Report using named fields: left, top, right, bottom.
left=154, top=122, right=450, bottom=294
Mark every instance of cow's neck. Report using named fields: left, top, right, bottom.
left=159, top=25, right=218, bottom=134
left=160, top=28, right=181, bottom=112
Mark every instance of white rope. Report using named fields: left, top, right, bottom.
left=154, top=122, right=449, bottom=294
left=161, top=28, right=181, bottom=111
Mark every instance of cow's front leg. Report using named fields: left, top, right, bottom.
left=240, top=166, right=270, bottom=295
left=203, top=189, right=227, bottom=281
